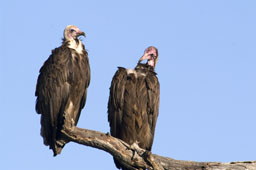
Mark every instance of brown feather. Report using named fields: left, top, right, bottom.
left=35, top=40, right=90, bottom=156
left=108, top=63, right=160, bottom=169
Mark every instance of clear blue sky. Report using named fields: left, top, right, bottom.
left=1, top=0, right=256, bottom=169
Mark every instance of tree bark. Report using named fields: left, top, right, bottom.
left=61, top=125, right=256, bottom=170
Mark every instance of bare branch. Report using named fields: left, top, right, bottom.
left=61, top=126, right=256, bottom=170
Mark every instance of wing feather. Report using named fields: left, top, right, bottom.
left=108, top=65, right=160, bottom=170
left=108, top=67, right=127, bottom=137
left=145, top=71, right=160, bottom=149
left=35, top=46, right=72, bottom=148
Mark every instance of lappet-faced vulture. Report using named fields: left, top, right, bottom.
left=108, top=46, right=160, bottom=170
left=35, top=25, right=90, bottom=156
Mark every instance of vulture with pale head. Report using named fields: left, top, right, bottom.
left=35, top=25, right=90, bottom=156
left=108, top=46, right=160, bottom=170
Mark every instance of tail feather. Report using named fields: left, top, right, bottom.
left=53, top=139, right=66, bottom=156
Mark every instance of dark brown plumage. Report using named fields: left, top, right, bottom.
left=108, top=46, right=160, bottom=170
left=35, top=25, right=90, bottom=156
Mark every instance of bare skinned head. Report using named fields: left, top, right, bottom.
left=63, top=25, right=85, bottom=41
left=139, top=46, right=158, bottom=68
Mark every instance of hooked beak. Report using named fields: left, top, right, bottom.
left=139, top=53, right=158, bottom=68
left=76, top=30, right=85, bottom=37
left=139, top=53, right=151, bottom=63
left=77, top=31, right=86, bottom=37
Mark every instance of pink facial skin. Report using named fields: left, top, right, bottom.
left=145, top=46, right=157, bottom=57
left=141, top=47, right=157, bottom=60
left=68, top=27, right=85, bottom=39
left=147, top=59, right=155, bottom=67
left=139, top=46, right=158, bottom=67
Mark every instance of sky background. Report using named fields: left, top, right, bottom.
left=1, top=0, right=256, bottom=169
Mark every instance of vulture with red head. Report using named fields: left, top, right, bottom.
left=35, top=25, right=90, bottom=156
left=108, top=46, right=160, bottom=170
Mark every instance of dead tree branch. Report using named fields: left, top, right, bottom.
left=61, top=125, right=256, bottom=170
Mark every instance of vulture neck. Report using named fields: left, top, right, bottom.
left=135, top=63, right=155, bottom=73
left=66, top=39, right=84, bottom=54
left=126, top=63, right=156, bottom=78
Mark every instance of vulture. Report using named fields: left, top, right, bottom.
left=35, top=25, right=90, bottom=156
left=108, top=46, right=160, bottom=170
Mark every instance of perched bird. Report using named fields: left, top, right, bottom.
left=108, top=46, right=160, bottom=169
left=35, top=25, right=90, bottom=156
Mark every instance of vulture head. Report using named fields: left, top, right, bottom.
left=63, top=25, right=85, bottom=41
left=139, top=46, right=158, bottom=68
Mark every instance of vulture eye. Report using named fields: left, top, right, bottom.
left=70, top=29, right=75, bottom=33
